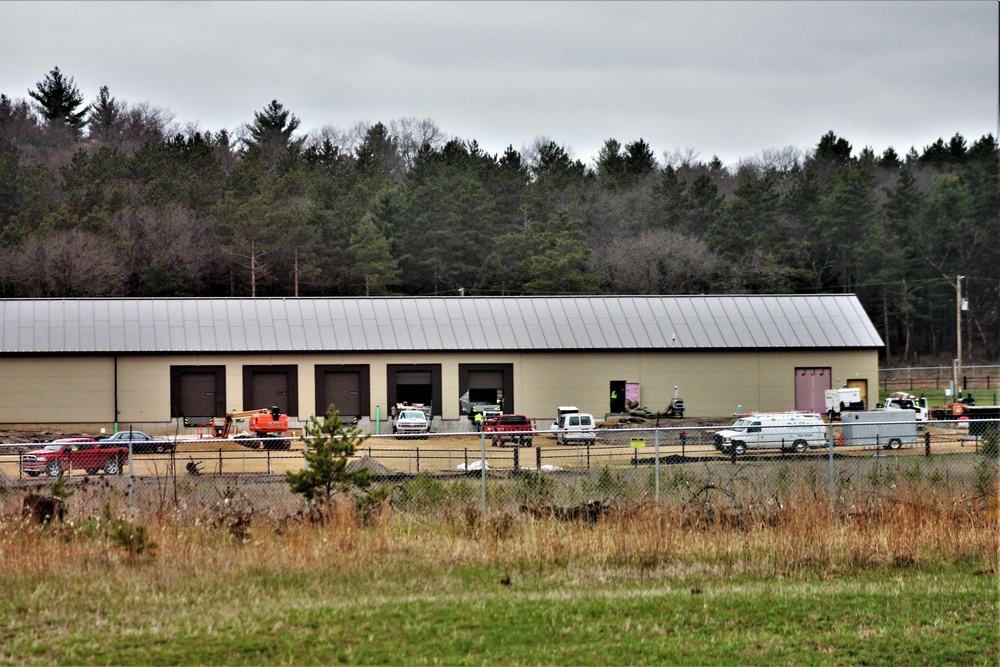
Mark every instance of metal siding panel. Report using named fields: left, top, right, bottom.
left=590, top=298, right=620, bottom=348
left=480, top=300, right=503, bottom=349
left=798, top=298, right=831, bottom=347
left=661, top=299, right=691, bottom=347
left=3, top=303, right=20, bottom=350
left=445, top=299, right=472, bottom=349
left=507, top=300, right=533, bottom=348
left=734, top=297, right=769, bottom=346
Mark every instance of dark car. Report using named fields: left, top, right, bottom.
left=101, top=430, right=174, bottom=453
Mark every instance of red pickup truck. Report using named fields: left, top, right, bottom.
left=484, top=414, right=534, bottom=447
left=20, top=438, right=129, bottom=477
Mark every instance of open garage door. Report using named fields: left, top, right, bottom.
left=315, top=365, right=370, bottom=420
left=387, top=364, right=441, bottom=416
left=459, top=364, right=514, bottom=413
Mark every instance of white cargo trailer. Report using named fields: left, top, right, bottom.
left=840, top=410, right=917, bottom=450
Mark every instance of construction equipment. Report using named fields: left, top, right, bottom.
left=211, top=406, right=291, bottom=450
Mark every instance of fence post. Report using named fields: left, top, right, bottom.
left=218, top=448, right=223, bottom=475
left=536, top=446, right=541, bottom=471
left=654, top=427, right=660, bottom=506
left=416, top=447, right=420, bottom=473
left=587, top=444, right=591, bottom=470
left=267, top=448, right=271, bottom=475
left=513, top=446, right=519, bottom=474
left=828, top=422, right=835, bottom=508
left=924, top=430, right=931, bottom=457
left=480, top=430, right=487, bottom=515
left=128, top=441, right=134, bottom=514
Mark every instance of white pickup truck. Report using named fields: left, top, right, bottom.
left=878, top=392, right=929, bottom=422
left=393, top=409, right=430, bottom=438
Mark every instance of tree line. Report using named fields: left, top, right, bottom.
left=0, top=67, right=997, bottom=363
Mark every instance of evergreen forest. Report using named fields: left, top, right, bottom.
left=1, top=68, right=997, bottom=364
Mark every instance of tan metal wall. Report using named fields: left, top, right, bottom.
left=0, top=349, right=877, bottom=434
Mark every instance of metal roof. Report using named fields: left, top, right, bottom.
left=0, top=295, right=883, bottom=354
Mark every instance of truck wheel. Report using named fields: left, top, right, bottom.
left=155, top=443, right=167, bottom=453
left=793, top=440, right=807, bottom=453
left=46, top=460, right=62, bottom=477
left=104, top=456, right=121, bottom=475
left=887, top=438, right=902, bottom=450
left=733, top=441, right=746, bottom=456
left=26, top=471, right=40, bottom=477
left=523, top=438, right=532, bottom=447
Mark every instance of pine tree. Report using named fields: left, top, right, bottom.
left=29, top=67, right=88, bottom=135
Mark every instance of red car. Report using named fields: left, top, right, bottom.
left=20, top=438, right=128, bottom=477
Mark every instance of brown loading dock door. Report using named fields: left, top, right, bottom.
left=315, top=365, right=370, bottom=421
left=171, top=366, right=227, bottom=419
left=243, top=366, right=298, bottom=416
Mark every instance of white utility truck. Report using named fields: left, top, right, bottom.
left=825, top=388, right=865, bottom=420
left=878, top=392, right=929, bottom=422
left=714, top=412, right=828, bottom=456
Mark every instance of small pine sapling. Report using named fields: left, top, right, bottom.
left=286, top=407, right=372, bottom=517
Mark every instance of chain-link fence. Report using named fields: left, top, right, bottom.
left=2, top=418, right=997, bottom=522
left=880, top=365, right=1000, bottom=393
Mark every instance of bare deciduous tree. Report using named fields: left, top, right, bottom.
left=591, top=228, right=725, bottom=294
left=0, top=229, right=127, bottom=296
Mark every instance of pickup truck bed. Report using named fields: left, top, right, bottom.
left=484, top=414, right=534, bottom=447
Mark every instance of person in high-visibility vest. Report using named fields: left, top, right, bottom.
left=473, top=410, right=484, bottom=432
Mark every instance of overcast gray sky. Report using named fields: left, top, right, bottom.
left=2, top=1, right=997, bottom=167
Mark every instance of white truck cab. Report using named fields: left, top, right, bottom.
left=879, top=392, right=929, bottom=422
left=714, top=412, right=827, bottom=456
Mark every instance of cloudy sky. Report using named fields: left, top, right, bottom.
left=2, top=1, right=996, bottom=167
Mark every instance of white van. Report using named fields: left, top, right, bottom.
left=555, top=412, right=596, bottom=445
left=714, top=412, right=828, bottom=455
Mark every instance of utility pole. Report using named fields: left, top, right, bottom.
left=956, top=275, right=964, bottom=396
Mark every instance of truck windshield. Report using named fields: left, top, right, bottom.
left=400, top=411, right=425, bottom=420
left=728, top=419, right=752, bottom=432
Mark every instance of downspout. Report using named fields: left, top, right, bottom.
left=114, top=354, right=119, bottom=434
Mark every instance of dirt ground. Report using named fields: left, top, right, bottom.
left=0, top=420, right=986, bottom=480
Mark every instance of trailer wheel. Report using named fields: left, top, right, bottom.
left=793, top=439, right=807, bottom=453
left=887, top=438, right=902, bottom=450
left=732, top=441, right=746, bottom=456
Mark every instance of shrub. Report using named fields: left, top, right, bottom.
left=286, top=407, right=371, bottom=515
left=103, top=503, right=156, bottom=558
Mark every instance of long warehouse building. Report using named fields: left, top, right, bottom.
left=0, top=295, right=882, bottom=434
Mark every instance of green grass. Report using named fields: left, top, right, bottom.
left=1, top=564, right=995, bottom=665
